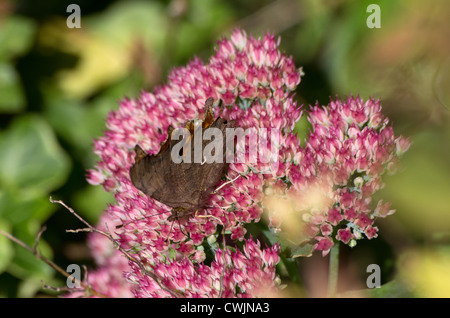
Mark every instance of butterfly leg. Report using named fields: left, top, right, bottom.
left=165, top=219, right=175, bottom=242
left=177, top=218, right=189, bottom=238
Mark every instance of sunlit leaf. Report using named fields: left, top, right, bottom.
left=0, top=62, right=25, bottom=113
left=39, top=1, right=168, bottom=99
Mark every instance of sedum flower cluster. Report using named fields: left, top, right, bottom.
left=82, top=29, right=409, bottom=297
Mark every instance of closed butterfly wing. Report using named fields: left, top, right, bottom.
left=181, top=117, right=230, bottom=210
left=129, top=144, right=170, bottom=202
left=129, top=97, right=233, bottom=218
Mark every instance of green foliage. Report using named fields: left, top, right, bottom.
left=0, top=16, right=35, bottom=112
left=0, top=220, right=14, bottom=274
left=0, top=115, right=70, bottom=194
left=0, top=115, right=69, bottom=293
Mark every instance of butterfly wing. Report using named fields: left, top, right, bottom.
left=182, top=117, right=230, bottom=210
left=129, top=144, right=169, bottom=202
left=157, top=116, right=231, bottom=212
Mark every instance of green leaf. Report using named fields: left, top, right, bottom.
left=0, top=15, right=35, bottom=113
left=8, top=243, right=54, bottom=282
left=366, top=280, right=415, bottom=298
left=0, top=220, right=14, bottom=274
left=7, top=224, right=54, bottom=281
left=43, top=95, right=115, bottom=166
left=0, top=15, right=36, bottom=60
left=0, top=115, right=71, bottom=195
left=290, top=242, right=314, bottom=258
left=339, top=280, right=414, bottom=298
left=277, top=255, right=302, bottom=285
left=43, top=99, right=96, bottom=159
left=0, top=62, right=25, bottom=113
left=0, top=188, right=55, bottom=225
left=17, top=277, right=47, bottom=298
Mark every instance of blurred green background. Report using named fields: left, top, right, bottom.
left=0, top=0, right=449, bottom=297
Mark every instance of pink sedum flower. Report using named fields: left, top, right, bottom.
left=83, top=28, right=409, bottom=297
left=85, top=29, right=302, bottom=297
left=277, top=95, right=411, bottom=255
left=126, top=238, right=280, bottom=298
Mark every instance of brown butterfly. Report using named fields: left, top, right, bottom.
left=129, top=98, right=234, bottom=222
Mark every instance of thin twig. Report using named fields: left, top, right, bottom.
left=41, top=281, right=84, bottom=294
left=32, top=226, right=46, bottom=253
left=0, top=227, right=107, bottom=298
left=49, top=196, right=183, bottom=298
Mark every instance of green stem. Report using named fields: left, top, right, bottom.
left=327, top=241, right=340, bottom=297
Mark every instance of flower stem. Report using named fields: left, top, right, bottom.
left=327, top=241, right=340, bottom=297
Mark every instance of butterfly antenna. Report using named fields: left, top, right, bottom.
left=116, top=210, right=171, bottom=229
